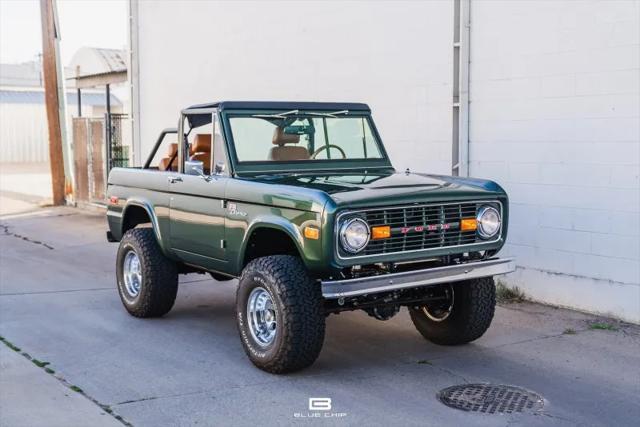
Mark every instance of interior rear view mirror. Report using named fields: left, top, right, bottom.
left=283, top=125, right=314, bottom=135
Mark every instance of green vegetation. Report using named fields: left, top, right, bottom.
left=32, top=359, right=50, bottom=368
left=417, top=359, right=433, bottom=365
left=0, top=337, right=57, bottom=372
left=589, top=322, right=618, bottom=331
left=496, top=281, right=526, bottom=303
left=0, top=336, right=21, bottom=352
left=69, top=385, right=83, bottom=393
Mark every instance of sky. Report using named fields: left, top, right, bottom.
left=0, top=0, right=127, bottom=66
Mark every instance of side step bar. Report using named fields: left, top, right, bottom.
left=321, top=258, right=516, bottom=299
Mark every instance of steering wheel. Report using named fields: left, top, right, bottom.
left=311, top=144, right=346, bottom=159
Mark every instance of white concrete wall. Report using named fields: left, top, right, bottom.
left=134, top=0, right=640, bottom=323
left=469, top=0, right=640, bottom=323
left=136, top=0, right=454, bottom=173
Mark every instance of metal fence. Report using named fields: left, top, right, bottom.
left=105, top=113, right=130, bottom=172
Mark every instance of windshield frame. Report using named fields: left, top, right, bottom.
left=221, top=109, right=393, bottom=175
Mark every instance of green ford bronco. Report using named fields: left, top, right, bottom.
left=106, top=101, right=514, bottom=373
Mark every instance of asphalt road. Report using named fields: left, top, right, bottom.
left=1, top=208, right=639, bottom=427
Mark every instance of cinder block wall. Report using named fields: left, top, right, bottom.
left=135, top=0, right=640, bottom=323
left=136, top=0, right=454, bottom=174
left=469, top=0, right=640, bottom=322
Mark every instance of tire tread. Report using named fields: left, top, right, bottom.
left=237, top=255, right=325, bottom=373
left=409, top=277, right=496, bottom=345
left=117, top=228, right=178, bottom=318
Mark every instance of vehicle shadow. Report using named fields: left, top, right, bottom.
left=167, top=278, right=479, bottom=375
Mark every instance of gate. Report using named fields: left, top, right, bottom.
left=105, top=113, right=130, bottom=172
left=72, top=113, right=131, bottom=204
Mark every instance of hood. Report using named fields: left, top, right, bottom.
left=248, top=171, right=507, bottom=210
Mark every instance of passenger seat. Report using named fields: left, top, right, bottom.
left=158, top=142, right=178, bottom=171
left=190, top=134, right=212, bottom=174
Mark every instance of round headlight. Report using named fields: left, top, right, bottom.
left=476, top=206, right=501, bottom=239
left=340, top=218, right=370, bottom=253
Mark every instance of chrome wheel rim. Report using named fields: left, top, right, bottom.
left=422, top=285, right=454, bottom=322
left=123, top=250, right=142, bottom=298
left=247, top=287, right=277, bottom=347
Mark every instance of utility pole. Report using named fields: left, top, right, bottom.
left=40, top=0, right=66, bottom=205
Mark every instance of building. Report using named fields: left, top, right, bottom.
left=0, top=57, right=122, bottom=163
left=128, top=0, right=640, bottom=323
left=66, top=47, right=128, bottom=118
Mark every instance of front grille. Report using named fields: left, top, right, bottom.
left=339, top=201, right=500, bottom=257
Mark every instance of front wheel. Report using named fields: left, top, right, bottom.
left=409, top=277, right=496, bottom=345
left=235, top=255, right=325, bottom=374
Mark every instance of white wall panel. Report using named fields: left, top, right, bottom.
left=135, top=0, right=640, bottom=322
left=136, top=0, right=454, bottom=173
left=469, top=0, right=640, bottom=322
left=0, top=103, right=49, bottom=163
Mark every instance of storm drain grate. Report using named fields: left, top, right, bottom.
left=438, top=384, right=544, bottom=414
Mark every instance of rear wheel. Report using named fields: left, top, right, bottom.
left=116, top=228, right=178, bottom=318
left=235, top=255, right=325, bottom=374
left=409, top=277, right=496, bottom=345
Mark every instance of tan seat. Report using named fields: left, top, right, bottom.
left=158, top=142, right=178, bottom=171
left=158, top=157, right=171, bottom=171
left=190, top=134, right=212, bottom=174
left=190, top=134, right=211, bottom=155
left=268, top=128, right=309, bottom=161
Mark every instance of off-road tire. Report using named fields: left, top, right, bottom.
left=236, top=255, right=325, bottom=374
left=409, top=277, right=496, bottom=345
left=116, top=228, right=178, bottom=318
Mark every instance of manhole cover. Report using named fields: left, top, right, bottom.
left=438, top=384, right=544, bottom=414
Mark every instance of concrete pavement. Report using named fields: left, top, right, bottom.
left=0, top=207, right=639, bottom=427
left=0, top=344, right=120, bottom=427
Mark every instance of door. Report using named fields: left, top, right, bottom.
left=167, top=110, right=228, bottom=271
left=168, top=174, right=228, bottom=270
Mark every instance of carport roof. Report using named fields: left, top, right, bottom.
left=186, top=101, right=371, bottom=112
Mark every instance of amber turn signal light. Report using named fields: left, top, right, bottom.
left=371, top=225, right=391, bottom=239
left=460, top=218, right=478, bottom=231
left=304, top=226, right=320, bottom=240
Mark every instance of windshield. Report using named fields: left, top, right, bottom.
left=227, top=112, right=385, bottom=163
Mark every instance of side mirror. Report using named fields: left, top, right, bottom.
left=185, top=159, right=204, bottom=176
left=214, top=161, right=226, bottom=175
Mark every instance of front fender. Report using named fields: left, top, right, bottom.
left=233, top=213, right=323, bottom=275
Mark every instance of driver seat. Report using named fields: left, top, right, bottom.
left=268, top=128, right=309, bottom=161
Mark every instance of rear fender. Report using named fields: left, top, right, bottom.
left=121, top=198, right=168, bottom=254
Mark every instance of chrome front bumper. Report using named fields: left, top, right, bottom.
left=321, top=258, right=516, bottom=299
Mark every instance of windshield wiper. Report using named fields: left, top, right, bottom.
left=252, top=110, right=349, bottom=119
left=304, top=110, right=349, bottom=118
left=252, top=110, right=299, bottom=119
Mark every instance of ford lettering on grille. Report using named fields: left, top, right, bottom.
left=399, top=222, right=456, bottom=234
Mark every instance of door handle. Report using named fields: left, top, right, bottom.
left=168, top=176, right=183, bottom=184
